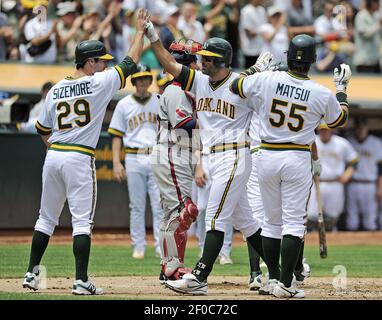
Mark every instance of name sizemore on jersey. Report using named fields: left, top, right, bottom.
left=52, top=82, right=93, bottom=100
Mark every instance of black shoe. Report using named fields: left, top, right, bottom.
left=248, top=270, right=262, bottom=290
left=159, top=270, right=167, bottom=285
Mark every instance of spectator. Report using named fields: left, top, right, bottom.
left=259, top=5, right=289, bottom=64
left=353, top=0, right=381, bottom=73
left=17, top=81, right=54, bottom=133
left=198, top=0, right=240, bottom=67
left=56, top=1, right=86, bottom=63
left=239, top=0, right=267, bottom=68
left=82, top=4, right=120, bottom=56
left=314, top=0, right=345, bottom=38
left=115, top=9, right=135, bottom=63
left=95, top=0, right=123, bottom=58
left=347, top=117, right=382, bottom=231
left=159, top=4, right=183, bottom=51
left=22, top=2, right=58, bottom=64
left=275, top=0, right=313, bottom=21
left=0, top=12, right=13, bottom=60
left=307, top=124, right=359, bottom=232
left=287, top=0, right=315, bottom=37
left=177, top=1, right=206, bottom=44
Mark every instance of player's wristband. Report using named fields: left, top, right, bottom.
left=145, top=22, right=159, bottom=43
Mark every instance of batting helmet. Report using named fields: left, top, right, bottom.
left=287, top=34, right=316, bottom=64
left=75, top=40, right=114, bottom=66
left=130, top=64, right=153, bottom=85
left=196, top=37, right=233, bottom=68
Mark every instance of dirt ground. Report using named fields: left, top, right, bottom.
left=1, top=231, right=381, bottom=299
left=1, top=276, right=382, bottom=300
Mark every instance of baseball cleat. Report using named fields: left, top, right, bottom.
left=293, top=258, right=311, bottom=285
left=159, top=270, right=167, bottom=285
left=132, top=248, right=145, bottom=259
left=72, top=279, right=104, bottom=295
left=248, top=271, right=262, bottom=290
left=258, top=278, right=278, bottom=295
left=273, top=282, right=305, bottom=299
left=219, top=253, right=233, bottom=265
left=22, top=272, right=39, bottom=291
left=165, top=273, right=207, bottom=295
left=155, top=247, right=162, bottom=258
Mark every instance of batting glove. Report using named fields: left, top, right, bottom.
left=333, top=63, right=351, bottom=92
left=254, top=52, right=273, bottom=72
left=240, top=52, right=273, bottom=76
left=312, top=159, right=322, bottom=177
left=144, top=20, right=159, bottom=43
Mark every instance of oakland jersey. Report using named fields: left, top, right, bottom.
left=108, top=93, right=159, bottom=148
left=237, top=70, right=347, bottom=146
left=316, top=135, right=359, bottom=180
left=349, top=135, right=382, bottom=181
left=177, top=67, right=254, bottom=147
left=36, top=60, right=135, bottom=153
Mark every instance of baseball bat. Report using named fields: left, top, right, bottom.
left=313, top=175, right=327, bottom=259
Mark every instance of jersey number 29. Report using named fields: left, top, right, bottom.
left=57, top=99, right=91, bottom=130
left=269, top=98, right=307, bottom=132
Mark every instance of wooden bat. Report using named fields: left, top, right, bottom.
left=313, top=175, right=327, bottom=258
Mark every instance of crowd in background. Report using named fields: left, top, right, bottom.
left=0, top=0, right=382, bottom=72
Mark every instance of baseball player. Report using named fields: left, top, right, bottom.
left=145, top=21, right=268, bottom=295
left=347, top=117, right=382, bottom=231
left=108, top=64, right=162, bottom=260
left=230, top=34, right=351, bottom=298
left=308, top=124, right=359, bottom=231
left=247, top=74, right=316, bottom=292
left=156, top=70, right=173, bottom=94
left=22, top=9, right=147, bottom=295
left=150, top=39, right=201, bottom=283
left=194, top=149, right=235, bottom=265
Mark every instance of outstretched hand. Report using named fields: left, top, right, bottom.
left=136, top=8, right=149, bottom=32
left=334, top=63, right=351, bottom=92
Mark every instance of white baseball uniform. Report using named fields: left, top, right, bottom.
left=247, top=113, right=263, bottom=222
left=195, top=145, right=234, bottom=257
left=236, top=70, right=348, bottom=239
left=108, top=93, right=162, bottom=253
left=308, top=134, right=359, bottom=220
left=178, top=67, right=261, bottom=239
left=347, top=134, right=382, bottom=230
left=35, top=59, right=135, bottom=236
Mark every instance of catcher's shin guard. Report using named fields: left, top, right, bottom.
left=161, top=198, right=198, bottom=277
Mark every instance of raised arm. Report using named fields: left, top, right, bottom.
left=144, top=19, right=182, bottom=78
left=127, top=9, right=147, bottom=63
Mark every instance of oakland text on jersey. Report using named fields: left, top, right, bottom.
left=128, top=111, right=157, bottom=130
left=196, top=98, right=235, bottom=119
left=53, top=82, right=93, bottom=100
left=275, top=83, right=311, bottom=102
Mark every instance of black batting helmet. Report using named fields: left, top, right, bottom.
left=75, top=40, right=114, bottom=66
left=130, top=64, right=153, bottom=86
left=169, top=39, right=202, bottom=66
left=196, top=37, right=233, bottom=68
left=287, top=34, right=316, bottom=64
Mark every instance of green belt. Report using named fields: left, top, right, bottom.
left=250, top=147, right=260, bottom=154
left=124, top=147, right=152, bottom=155
left=260, top=140, right=311, bottom=152
left=210, top=142, right=250, bottom=154
left=50, top=143, right=95, bottom=156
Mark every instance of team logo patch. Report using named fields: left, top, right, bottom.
left=176, top=108, right=187, bottom=118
